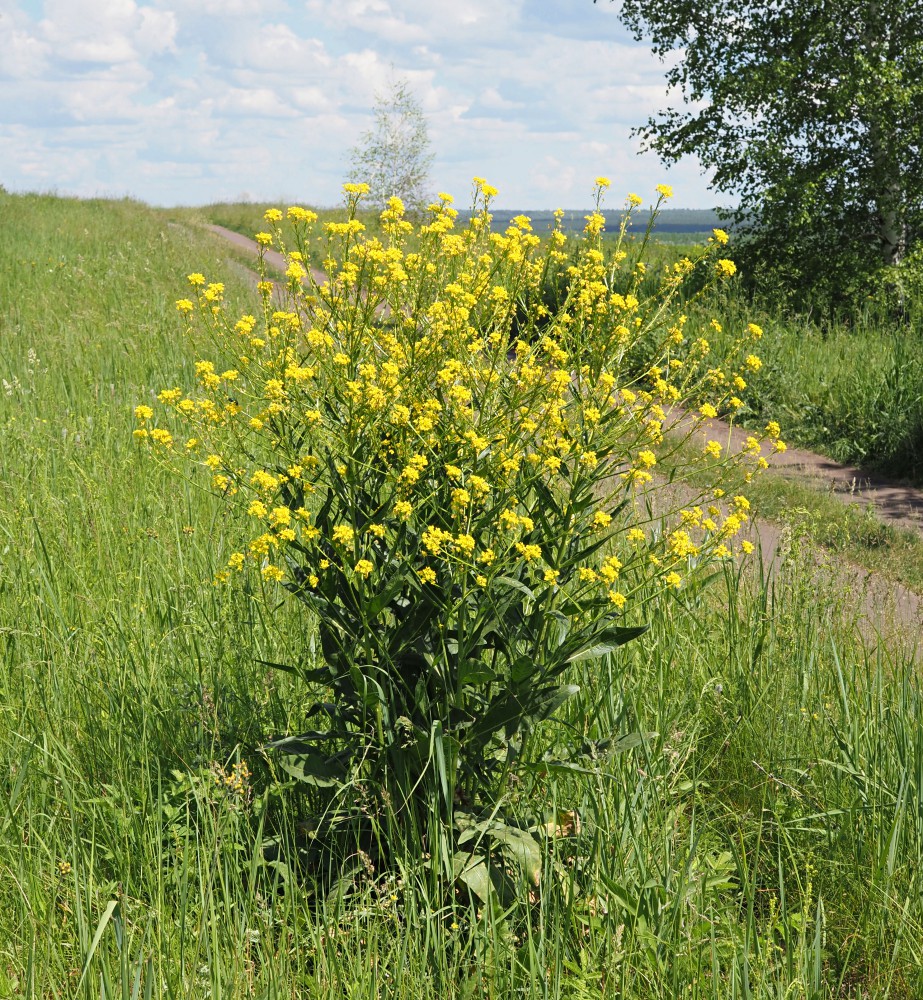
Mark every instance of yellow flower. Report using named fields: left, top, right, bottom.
left=741, top=540, right=755, bottom=554
left=393, top=500, right=413, bottom=521
left=712, top=228, right=729, bottom=245
left=699, top=403, right=717, bottom=419
left=592, top=511, right=612, bottom=529
left=543, top=568, right=559, bottom=585
left=655, top=184, right=673, bottom=199
left=332, top=525, right=355, bottom=545
left=704, top=440, right=722, bottom=459
left=475, top=574, right=487, bottom=587
left=600, top=555, right=622, bottom=583
left=354, top=559, right=374, bottom=578
left=263, top=208, right=283, bottom=223
left=134, top=404, right=153, bottom=421
left=637, top=450, right=657, bottom=469
left=515, top=542, right=543, bottom=562
left=175, top=298, right=194, bottom=313
left=261, top=565, right=285, bottom=582
left=668, top=530, right=698, bottom=558
left=608, top=590, right=627, bottom=608
left=595, top=176, right=611, bottom=189
left=269, top=506, right=291, bottom=527
left=628, top=528, right=645, bottom=544
left=422, top=525, right=451, bottom=555
left=449, top=534, right=473, bottom=555
left=745, top=354, right=763, bottom=372
left=419, top=567, right=437, bottom=584
left=716, top=259, right=737, bottom=278
left=627, top=193, right=643, bottom=207
left=765, top=421, right=781, bottom=438
left=664, top=571, right=682, bottom=588
left=187, top=272, right=206, bottom=286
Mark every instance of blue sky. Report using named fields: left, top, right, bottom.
left=0, top=0, right=716, bottom=209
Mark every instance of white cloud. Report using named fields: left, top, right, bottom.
left=0, top=0, right=718, bottom=207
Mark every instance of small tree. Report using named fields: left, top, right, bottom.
left=349, top=77, right=434, bottom=215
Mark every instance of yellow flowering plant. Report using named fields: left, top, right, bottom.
left=137, top=178, right=779, bottom=890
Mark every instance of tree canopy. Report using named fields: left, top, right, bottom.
left=608, top=0, right=923, bottom=304
left=348, top=77, right=434, bottom=216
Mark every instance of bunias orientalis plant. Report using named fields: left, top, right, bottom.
left=135, top=178, right=783, bottom=898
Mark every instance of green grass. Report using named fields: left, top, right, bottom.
left=659, top=259, right=923, bottom=484
left=2, top=190, right=923, bottom=997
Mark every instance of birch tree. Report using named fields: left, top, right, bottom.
left=603, top=0, right=923, bottom=303
left=348, top=77, right=434, bottom=216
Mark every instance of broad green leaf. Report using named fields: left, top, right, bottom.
left=566, top=624, right=649, bottom=663
left=277, top=752, right=347, bottom=788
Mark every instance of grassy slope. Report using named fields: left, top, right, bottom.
left=1, top=192, right=923, bottom=998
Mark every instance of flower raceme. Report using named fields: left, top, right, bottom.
left=136, top=179, right=780, bottom=607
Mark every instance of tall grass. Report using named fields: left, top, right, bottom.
left=1, top=191, right=922, bottom=997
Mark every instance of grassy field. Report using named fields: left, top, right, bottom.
left=2, top=190, right=923, bottom=998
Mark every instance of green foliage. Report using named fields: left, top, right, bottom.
left=5, top=193, right=923, bottom=996
left=610, top=0, right=923, bottom=308
left=668, top=264, right=923, bottom=480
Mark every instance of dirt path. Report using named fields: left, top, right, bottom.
left=203, top=223, right=922, bottom=656
left=206, top=224, right=329, bottom=287
left=681, top=412, right=923, bottom=535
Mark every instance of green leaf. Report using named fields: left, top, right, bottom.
left=510, top=655, right=537, bottom=684
left=486, top=822, right=543, bottom=884
left=277, top=752, right=347, bottom=788
left=528, top=684, right=580, bottom=725
left=365, top=566, right=409, bottom=617
left=610, top=731, right=658, bottom=752
left=458, top=659, right=497, bottom=686
left=493, top=575, right=535, bottom=602
left=566, top=624, right=648, bottom=663
left=469, top=692, right=525, bottom=746
left=265, top=731, right=344, bottom=752
left=454, top=856, right=494, bottom=904
left=75, top=900, right=119, bottom=992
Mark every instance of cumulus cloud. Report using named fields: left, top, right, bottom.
left=0, top=0, right=716, bottom=207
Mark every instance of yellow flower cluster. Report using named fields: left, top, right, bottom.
left=138, top=179, right=781, bottom=612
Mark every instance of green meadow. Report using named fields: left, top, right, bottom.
left=1, top=190, right=922, bottom=998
